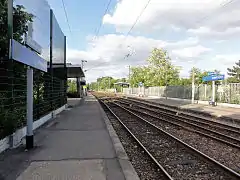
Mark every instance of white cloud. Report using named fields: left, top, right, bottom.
left=193, top=54, right=240, bottom=76
left=188, top=26, right=240, bottom=39
left=103, top=0, right=240, bottom=38
left=213, top=54, right=240, bottom=66
left=66, top=34, right=209, bottom=82
left=171, top=45, right=212, bottom=58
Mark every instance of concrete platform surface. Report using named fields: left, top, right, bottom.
left=0, top=94, right=138, bottom=180
left=145, top=97, right=240, bottom=119
left=126, top=95, right=240, bottom=126
left=67, top=98, right=82, bottom=107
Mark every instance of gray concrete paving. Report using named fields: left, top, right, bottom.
left=127, top=95, right=240, bottom=127
left=67, top=98, right=82, bottom=107
left=143, top=97, right=240, bottom=120
left=0, top=95, right=128, bottom=180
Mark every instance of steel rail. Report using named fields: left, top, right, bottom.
left=110, top=101, right=240, bottom=179
left=125, top=97, right=240, bottom=132
left=118, top=100, right=240, bottom=149
left=119, top=99, right=240, bottom=144
left=100, top=100, right=173, bottom=180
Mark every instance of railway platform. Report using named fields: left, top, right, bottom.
left=0, top=94, right=138, bottom=180
left=126, top=95, right=240, bottom=127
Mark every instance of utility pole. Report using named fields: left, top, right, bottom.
left=192, top=67, right=195, bottom=104
left=128, top=65, right=131, bottom=83
left=128, top=65, right=131, bottom=94
left=165, top=72, right=167, bottom=100
left=164, top=62, right=168, bottom=100
left=81, top=60, right=87, bottom=70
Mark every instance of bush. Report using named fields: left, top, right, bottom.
left=0, top=94, right=26, bottom=139
left=230, top=94, right=240, bottom=104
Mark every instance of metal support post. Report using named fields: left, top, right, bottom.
left=165, top=72, right=167, bottom=100
left=26, top=67, right=34, bottom=149
left=50, top=9, right=53, bottom=110
left=191, top=68, right=195, bottom=104
left=8, top=0, right=13, bottom=58
left=128, top=65, right=131, bottom=95
left=212, top=80, right=215, bottom=106
left=204, top=84, right=207, bottom=100
left=79, top=78, right=82, bottom=98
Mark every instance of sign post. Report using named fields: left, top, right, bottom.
left=191, top=69, right=195, bottom=104
left=212, top=80, right=215, bottom=106
left=26, top=67, right=33, bottom=149
left=202, top=73, right=225, bottom=106
left=138, top=82, right=144, bottom=97
left=10, top=39, right=47, bottom=150
left=8, top=2, right=47, bottom=150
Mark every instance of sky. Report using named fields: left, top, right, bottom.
left=47, top=0, right=240, bottom=82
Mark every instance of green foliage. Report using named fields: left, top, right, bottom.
left=67, top=79, right=77, bottom=93
left=0, top=1, right=34, bottom=57
left=227, top=60, right=240, bottom=82
left=230, top=95, right=240, bottom=104
left=178, top=78, right=191, bottom=86
left=88, top=76, right=127, bottom=92
left=0, top=2, right=34, bottom=138
left=227, top=77, right=240, bottom=83
left=189, top=68, right=222, bottom=85
left=130, top=48, right=180, bottom=87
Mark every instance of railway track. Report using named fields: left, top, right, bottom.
left=101, top=99, right=240, bottom=180
left=100, top=101, right=172, bottom=180
left=127, top=97, right=240, bottom=131
left=118, top=98, right=240, bottom=147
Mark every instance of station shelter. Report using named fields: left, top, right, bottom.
left=51, top=63, right=86, bottom=98
left=113, top=82, right=130, bottom=93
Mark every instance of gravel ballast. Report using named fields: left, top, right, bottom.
left=117, top=101, right=240, bottom=173
left=121, top=98, right=240, bottom=140
left=107, top=102, right=238, bottom=180
left=101, top=103, right=168, bottom=180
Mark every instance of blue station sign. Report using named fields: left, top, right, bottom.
left=207, top=72, right=216, bottom=76
left=202, top=74, right=225, bottom=82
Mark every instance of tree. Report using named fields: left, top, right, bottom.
left=178, top=78, right=191, bottom=86
left=0, top=1, right=34, bottom=58
left=189, top=67, right=205, bottom=85
left=0, top=1, right=34, bottom=138
left=130, top=66, right=147, bottom=87
left=227, top=60, right=240, bottom=82
left=189, top=68, right=221, bottom=85
left=129, top=48, right=180, bottom=87
left=147, top=48, right=180, bottom=86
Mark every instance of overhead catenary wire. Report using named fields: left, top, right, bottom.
left=89, top=0, right=233, bottom=77
left=118, top=0, right=152, bottom=71
left=84, top=0, right=113, bottom=72
left=124, top=0, right=236, bottom=62
left=194, top=0, right=236, bottom=24
left=61, top=0, right=72, bottom=36
left=88, top=0, right=152, bottom=72
left=126, top=0, right=152, bottom=37
left=93, top=0, right=113, bottom=40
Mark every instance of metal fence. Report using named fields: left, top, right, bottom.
left=33, top=69, right=66, bottom=121
left=123, top=83, right=240, bottom=104
left=0, top=61, right=67, bottom=139
left=0, top=61, right=27, bottom=139
left=0, top=0, right=67, bottom=140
